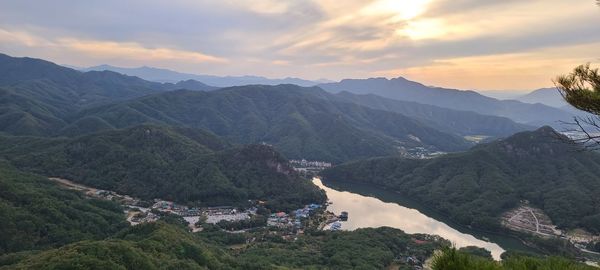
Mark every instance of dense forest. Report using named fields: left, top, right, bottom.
left=0, top=152, right=450, bottom=269
left=0, top=125, right=325, bottom=211
left=1, top=53, right=598, bottom=269
left=321, top=126, right=600, bottom=233
left=430, top=247, right=597, bottom=270
left=68, top=85, right=472, bottom=162
left=333, top=91, right=532, bottom=137
left=1, top=54, right=553, bottom=163
left=0, top=162, right=128, bottom=255
left=2, top=221, right=443, bottom=270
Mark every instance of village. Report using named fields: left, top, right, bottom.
left=289, top=159, right=333, bottom=175
left=49, top=176, right=443, bottom=269
left=48, top=177, right=346, bottom=235
left=402, top=146, right=446, bottom=159
left=502, top=203, right=600, bottom=256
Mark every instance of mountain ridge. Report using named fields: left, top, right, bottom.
left=67, top=85, right=473, bottom=162
left=319, top=77, right=574, bottom=126
left=82, top=64, right=327, bottom=87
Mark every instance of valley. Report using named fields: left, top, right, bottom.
left=0, top=52, right=599, bottom=269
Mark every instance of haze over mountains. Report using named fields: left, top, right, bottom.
left=0, top=52, right=583, bottom=163
left=82, top=64, right=329, bottom=87
left=0, top=53, right=543, bottom=163
left=517, top=88, right=567, bottom=108
left=1, top=52, right=600, bottom=268
left=319, top=78, right=575, bottom=127
left=82, top=62, right=577, bottom=129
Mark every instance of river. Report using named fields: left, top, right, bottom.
left=313, top=177, right=532, bottom=260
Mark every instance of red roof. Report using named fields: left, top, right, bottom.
left=412, top=238, right=428, bottom=245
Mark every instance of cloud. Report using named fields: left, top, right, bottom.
left=374, top=42, right=600, bottom=90
left=0, top=28, right=227, bottom=64
left=0, top=0, right=598, bottom=88
left=61, top=38, right=227, bottom=63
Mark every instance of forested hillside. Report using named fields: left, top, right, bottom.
left=68, top=85, right=472, bottom=162
left=1, top=221, right=448, bottom=270
left=321, top=126, right=600, bottom=233
left=0, top=162, right=127, bottom=255
left=334, top=91, right=532, bottom=137
left=0, top=54, right=543, bottom=163
left=430, top=248, right=597, bottom=270
left=0, top=54, right=214, bottom=137
left=0, top=125, right=325, bottom=211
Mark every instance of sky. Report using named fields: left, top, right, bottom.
left=0, top=0, right=599, bottom=91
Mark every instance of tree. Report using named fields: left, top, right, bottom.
left=555, top=64, right=600, bottom=148
left=555, top=1, right=600, bottom=147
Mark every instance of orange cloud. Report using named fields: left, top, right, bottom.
left=373, top=42, right=600, bottom=90
left=60, top=38, right=227, bottom=64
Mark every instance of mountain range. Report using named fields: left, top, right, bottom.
left=1, top=52, right=599, bottom=268
left=0, top=53, right=539, bottom=163
left=83, top=63, right=579, bottom=130
left=319, top=77, right=574, bottom=127
left=0, top=53, right=584, bottom=164
left=66, top=85, right=473, bottom=162
left=82, top=64, right=329, bottom=87
left=332, top=91, right=532, bottom=137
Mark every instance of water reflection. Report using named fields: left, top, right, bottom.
left=313, top=177, right=506, bottom=259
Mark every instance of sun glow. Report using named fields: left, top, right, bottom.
left=398, top=18, right=446, bottom=40
left=363, top=0, right=431, bottom=21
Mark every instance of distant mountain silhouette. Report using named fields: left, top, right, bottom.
left=333, top=91, right=533, bottom=137
left=82, top=64, right=327, bottom=87
left=517, top=87, right=566, bottom=108
left=319, top=77, right=573, bottom=127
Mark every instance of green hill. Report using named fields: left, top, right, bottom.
left=0, top=53, right=216, bottom=137
left=0, top=162, right=128, bottom=255
left=333, top=91, right=533, bottom=137
left=321, top=127, right=600, bottom=233
left=2, top=221, right=448, bottom=270
left=1, top=222, right=236, bottom=270
left=2, top=53, right=544, bottom=163
left=0, top=125, right=325, bottom=211
left=430, top=247, right=596, bottom=270
left=70, top=85, right=472, bottom=162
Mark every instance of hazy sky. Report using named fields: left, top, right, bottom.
left=1, top=0, right=599, bottom=90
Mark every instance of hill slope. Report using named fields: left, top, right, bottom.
left=0, top=125, right=325, bottom=210
left=321, top=127, right=600, bottom=233
left=0, top=54, right=217, bottom=136
left=0, top=162, right=127, bottom=255
left=319, top=77, right=573, bottom=126
left=68, top=85, right=472, bottom=162
left=333, top=91, right=533, bottom=137
left=1, top=53, right=529, bottom=162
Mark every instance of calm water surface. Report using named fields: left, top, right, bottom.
left=314, top=177, right=532, bottom=260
